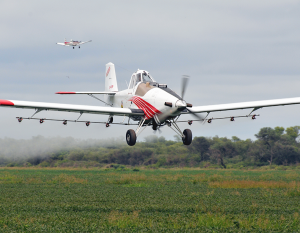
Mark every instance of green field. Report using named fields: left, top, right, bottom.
left=0, top=168, right=300, bottom=232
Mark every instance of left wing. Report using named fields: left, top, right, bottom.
left=79, top=40, right=92, bottom=45
left=0, top=99, right=144, bottom=116
left=56, top=43, right=67, bottom=46
left=188, top=97, right=300, bottom=113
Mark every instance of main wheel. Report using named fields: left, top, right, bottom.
left=182, top=129, right=192, bottom=145
left=126, top=129, right=136, bottom=146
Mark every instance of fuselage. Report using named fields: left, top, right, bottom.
left=64, top=41, right=80, bottom=46
left=112, top=81, right=186, bottom=121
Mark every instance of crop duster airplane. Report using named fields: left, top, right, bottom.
left=1, top=62, right=300, bottom=146
left=56, top=39, right=92, bottom=49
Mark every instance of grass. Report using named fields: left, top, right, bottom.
left=209, top=180, right=300, bottom=189
left=0, top=168, right=300, bottom=232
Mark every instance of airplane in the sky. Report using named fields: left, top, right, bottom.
left=56, top=39, right=92, bottom=49
left=1, top=62, right=300, bottom=146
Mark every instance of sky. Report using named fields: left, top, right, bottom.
left=0, top=0, right=300, bottom=142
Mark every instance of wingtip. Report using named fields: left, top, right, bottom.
left=0, top=99, right=14, bottom=106
left=56, top=92, right=76, bottom=94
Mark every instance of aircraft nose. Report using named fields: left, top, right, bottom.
left=175, top=100, right=187, bottom=110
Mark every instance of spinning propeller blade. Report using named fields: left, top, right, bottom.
left=181, top=75, right=189, bottom=99
left=182, top=75, right=205, bottom=122
left=154, top=75, right=205, bottom=124
left=155, top=108, right=178, bottom=124
left=187, top=108, right=204, bottom=122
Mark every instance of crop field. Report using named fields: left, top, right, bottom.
left=0, top=168, right=300, bottom=232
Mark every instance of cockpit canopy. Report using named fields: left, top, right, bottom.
left=128, top=70, right=155, bottom=89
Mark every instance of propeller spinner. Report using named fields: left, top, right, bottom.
left=154, top=75, right=204, bottom=125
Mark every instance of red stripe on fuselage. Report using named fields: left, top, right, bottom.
left=0, top=100, right=14, bottom=106
left=130, top=96, right=160, bottom=119
left=134, top=98, right=156, bottom=117
left=134, top=100, right=152, bottom=119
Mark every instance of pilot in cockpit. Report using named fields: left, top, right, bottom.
left=142, top=72, right=153, bottom=83
left=136, top=73, right=142, bottom=82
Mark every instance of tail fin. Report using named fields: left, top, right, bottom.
left=105, top=62, right=118, bottom=92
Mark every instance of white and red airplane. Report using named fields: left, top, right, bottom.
left=56, top=39, right=92, bottom=49
left=1, top=62, right=300, bottom=146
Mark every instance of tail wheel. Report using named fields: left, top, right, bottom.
left=152, top=119, right=158, bottom=130
left=182, top=129, right=192, bottom=145
left=126, top=129, right=136, bottom=146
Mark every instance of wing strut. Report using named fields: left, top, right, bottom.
left=135, top=118, right=146, bottom=136
left=248, top=107, right=261, bottom=116
left=30, top=109, right=43, bottom=118
left=88, top=94, right=112, bottom=106
left=202, top=112, right=210, bottom=125
left=76, top=112, right=83, bottom=121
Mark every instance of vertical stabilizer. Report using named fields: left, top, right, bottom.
left=105, top=62, right=118, bottom=92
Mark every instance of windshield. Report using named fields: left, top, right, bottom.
left=137, top=73, right=142, bottom=82
left=142, top=72, right=154, bottom=82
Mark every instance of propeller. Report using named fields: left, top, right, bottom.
left=154, top=75, right=205, bottom=125
left=153, top=126, right=162, bottom=134
left=181, top=75, right=189, bottom=99
left=181, top=75, right=205, bottom=122
left=155, top=107, right=178, bottom=124
left=186, top=108, right=204, bottom=122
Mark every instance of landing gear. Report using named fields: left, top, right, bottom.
left=182, top=129, right=192, bottom=145
left=126, top=118, right=148, bottom=146
left=125, top=118, right=193, bottom=146
left=73, top=47, right=74, bottom=49
left=166, top=119, right=193, bottom=145
left=126, top=129, right=136, bottom=146
left=152, top=119, right=158, bottom=130
left=79, top=46, right=80, bottom=49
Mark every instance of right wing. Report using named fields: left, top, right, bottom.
left=188, top=97, right=300, bottom=113
left=79, top=40, right=92, bottom=45
left=0, top=99, right=144, bottom=116
left=56, top=43, right=67, bottom=46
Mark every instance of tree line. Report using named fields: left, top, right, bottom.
left=1, top=126, right=300, bottom=168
